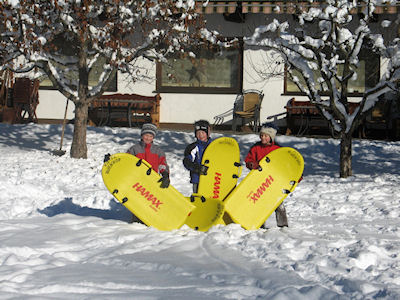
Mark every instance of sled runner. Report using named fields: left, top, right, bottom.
left=197, top=137, right=242, bottom=201
left=102, top=153, right=195, bottom=231
left=224, top=147, right=304, bottom=230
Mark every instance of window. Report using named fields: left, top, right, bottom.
left=156, top=42, right=243, bottom=94
left=39, top=56, right=117, bottom=92
left=284, top=49, right=380, bottom=96
left=39, top=35, right=117, bottom=91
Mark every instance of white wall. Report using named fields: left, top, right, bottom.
left=35, top=90, right=75, bottom=120
left=113, top=50, right=299, bottom=126
left=33, top=48, right=313, bottom=125
left=25, top=11, right=393, bottom=126
left=36, top=47, right=382, bottom=124
left=32, top=12, right=306, bottom=125
left=117, top=70, right=243, bottom=124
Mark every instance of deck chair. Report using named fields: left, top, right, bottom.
left=13, top=77, right=40, bottom=123
left=232, top=89, right=264, bottom=132
left=213, top=107, right=233, bottom=128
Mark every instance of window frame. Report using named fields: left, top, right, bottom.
left=39, top=66, right=117, bottom=92
left=38, top=34, right=117, bottom=92
left=156, top=40, right=243, bottom=94
left=283, top=49, right=380, bottom=97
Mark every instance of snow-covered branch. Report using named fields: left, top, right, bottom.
left=246, top=0, right=399, bottom=137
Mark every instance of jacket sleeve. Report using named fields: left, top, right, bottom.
left=244, top=145, right=259, bottom=170
left=183, top=143, right=198, bottom=171
left=126, top=145, right=136, bottom=155
left=157, top=148, right=169, bottom=174
left=127, top=143, right=141, bottom=156
left=244, top=145, right=257, bottom=164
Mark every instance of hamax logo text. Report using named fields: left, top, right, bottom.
left=105, top=157, right=120, bottom=174
left=213, top=172, right=222, bottom=199
left=247, top=175, right=274, bottom=204
left=132, top=182, right=163, bottom=212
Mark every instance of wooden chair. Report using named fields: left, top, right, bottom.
left=232, top=89, right=264, bottom=132
left=12, top=78, right=40, bottom=123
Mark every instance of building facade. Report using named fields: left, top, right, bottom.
left=34, top=1, right=399, bottom=129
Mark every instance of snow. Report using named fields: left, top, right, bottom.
left=1, top=123, right=400, bottom=299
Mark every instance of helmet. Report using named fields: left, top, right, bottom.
left=194, top=120, right=210, bottom=137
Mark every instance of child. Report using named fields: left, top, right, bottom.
left=127, top=123, right=170, bottom=189
left=244, top=125, right=288, bottom=227
left=183, top=120, right=212, bottom=193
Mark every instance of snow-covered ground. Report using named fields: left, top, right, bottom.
left=0, top=123, right=399, bottom=299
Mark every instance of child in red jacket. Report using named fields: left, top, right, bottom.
left=127, top=123, right=170, bottom=189
left=244, top=125, right=288, bottom=228
left=126, top=123, right=170, bottom=224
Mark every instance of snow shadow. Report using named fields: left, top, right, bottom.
left=267, top=136, right=400, bottom=177
left=162, top=131, right=400, bottom=177
left=87, top=124, right=141, bottom=146
left=352, top=139, right=400, bottom=175
left=2, top=123, right=398, bottom=177
left=0, top=123, right=73, bottom=152
left=281, top=137, right=341, bottom=176
left=38, top=197, right=133, bottom=223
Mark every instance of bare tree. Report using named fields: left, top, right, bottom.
left=0, top=0, right=215, bottom=158
left=246, top=0, right=400, bottom=177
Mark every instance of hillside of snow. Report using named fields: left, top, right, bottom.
left=0, top=123, right=399, bottom=299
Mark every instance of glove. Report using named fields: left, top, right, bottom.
left=194, top=163, right=208, bottom=175
left=158, top=171, right=170, bottom=188
left=246, top=161, right=259, bottom=170
left=104, top=153, right=111, bottom=162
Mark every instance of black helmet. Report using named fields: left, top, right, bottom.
left=194, top=120, right=210, bottom=137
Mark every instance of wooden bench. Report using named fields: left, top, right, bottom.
left=285, top=97, right=360, bottom=136
left=89, top=93, right=161, bottom=127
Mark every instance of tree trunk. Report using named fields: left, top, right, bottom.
left=70, top=39, right=90, bottom=159
left=339, top=133, right=352, bottom=178
left=70, top=100, right=89, bottom=159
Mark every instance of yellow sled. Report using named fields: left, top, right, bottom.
left=184, top=194, right=225, bottom=232
left=197, top=137, right=241, bottom=201
left=224, top=147, right=304, bottom=230
left=102, top=153, right=195, bottom=231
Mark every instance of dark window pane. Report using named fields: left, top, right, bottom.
left=156, top=43, right=243, bottom=94
left=39, top=56, right=117, bottom=92
left=284, top=48, right=380, bottom=96
left=38, top=35, right=117, bottom=92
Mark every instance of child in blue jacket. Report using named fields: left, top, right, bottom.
left=183, top=120, right=212, bottom=193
